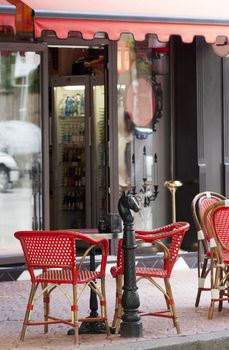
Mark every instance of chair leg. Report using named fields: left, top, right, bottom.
left=164, top=278, right=180, bottom=334
left=72, top=284, right=79, bottom=345
left=42, top=283, right=50, bottom=333
left=208, top=300, right=215, bottom=319
left=218, top=268, right=225, bottom=312
left=112, top=275, right=122, bottom=335
left=112, top=281, right=119, bottom=329
left=195, top=257, right=208, bottom=307
left=208, top=263, right=221, bottom=319
left=112, top=275, right=122, bottom=333
left=100, top=277, right=110, bottom=337
left=20, top=282, right=38, bottom=341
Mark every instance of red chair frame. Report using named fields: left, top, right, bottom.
left=111, top=222, right=190, bottom=334
left=191, top=191, right=226, bottom=307
left=14, top=230, right=110, bottom=344
left=203, top=200, right=229, bottom=318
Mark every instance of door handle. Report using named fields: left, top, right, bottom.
left=88, top=116, right=92, bottom=146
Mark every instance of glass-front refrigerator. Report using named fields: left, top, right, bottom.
left=50, top=75, right=107, bottom=230
left=51, top=76, right=90, bottom=229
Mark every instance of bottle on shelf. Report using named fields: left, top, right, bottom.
left=63, top=123, right=68, bottom=143
left=75, top=93, right=81, bottom=116
left=72, top=123, right=77, bottom=144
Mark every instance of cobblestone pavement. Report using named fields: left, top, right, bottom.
left=1, top=268, right=229, bottom=350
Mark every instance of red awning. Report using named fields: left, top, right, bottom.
left=12, top=0, right=229, bottom=43
left=0, top=0, right=15, bottom=32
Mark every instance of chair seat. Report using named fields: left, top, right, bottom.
left=136, top=266, right=167, bottom=278
left=36, top=269, right=101, bottom=284
left=110, top=266, right=167, bottom=278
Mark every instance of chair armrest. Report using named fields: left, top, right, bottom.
left=137, top=237, right=170, bottom=260
left=74, top=234, right=109, bottom=275
left=78, top=244, right=97, bottom=270
left=136, top=222, right=179, bottom=236
left=136, top=221, right=190, bottom=242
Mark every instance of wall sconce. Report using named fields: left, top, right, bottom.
left=131, top=147, right=159, bottom=207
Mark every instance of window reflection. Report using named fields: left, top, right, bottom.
left=117, top=34, right=169, bottom=229
left=0, top=51, right=42, bottom=256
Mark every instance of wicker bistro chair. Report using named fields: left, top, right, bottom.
left=14, top=230, right=110, bottom=344
left=191, top=192, right=226, bottom=307
left=203, top=200, right=229, bottom=319
left=110, top=222, right=190, bottom=335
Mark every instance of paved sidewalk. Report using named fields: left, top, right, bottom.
left=1, top=268, right=229, bottom=349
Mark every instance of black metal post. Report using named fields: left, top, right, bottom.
left=78, top=246, right=105, bottom=334
left=118, top=192, right=143, bottom=338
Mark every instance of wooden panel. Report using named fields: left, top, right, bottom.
left=223, top=59, right=229, bottom=197
left=196, top=37, right=223, bottom=194
left=173, top=37, right=198, bottom=251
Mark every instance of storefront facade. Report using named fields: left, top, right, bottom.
left=1, top=0, right=229, bottom=265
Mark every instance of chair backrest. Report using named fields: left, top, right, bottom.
left=166, top=222, right=190, bottom=274
left=14, top=230, right=108, bottom=282
left=205, top=200, right=229, bottom=252
left=137, top=222, right=189, bottom=276
left=191, top=192, right=226, bottom=249
left=114, top=222, right=189, bottom=277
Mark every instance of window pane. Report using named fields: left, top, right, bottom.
left=0, top=51, right=42, bottom=256
left=117, top=34, right=170, bottom=229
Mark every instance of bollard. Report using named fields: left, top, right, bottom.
left=118, top=192, right=143, bottom=338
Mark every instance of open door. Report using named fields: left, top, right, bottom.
left=0, top=42, right=49, bottom=259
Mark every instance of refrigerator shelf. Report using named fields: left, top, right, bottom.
left=61, top=208, right=84, bottom=212
left=62, top=185, right=85, bottom=188
left=61, top=161, right=84, bottom=166
left=60, top=143, right=84, bottom=147
left=58, top=115, right=85, bottom=119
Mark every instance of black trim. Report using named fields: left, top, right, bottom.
left=0, top=253, right=24, bottom=266
left=32, top=9, right=229, bottom=26
left=151, top=73, right=163, bottom=132
left=0, top=4, right=16, bottom=15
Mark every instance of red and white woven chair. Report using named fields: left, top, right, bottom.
left=14, top=230, right=110, bottom=344
left=203, top=200, right=229, bottom=318
left=110, top=222, right=190, bottom=334
left=191, top=191, right=226, bottom=307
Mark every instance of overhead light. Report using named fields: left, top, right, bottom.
left=63, top=85, right=85, bottom=91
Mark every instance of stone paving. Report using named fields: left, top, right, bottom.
left=1, top=268, right=229, bottom=349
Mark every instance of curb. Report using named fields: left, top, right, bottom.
left=94, top=330, right=229, bottom=350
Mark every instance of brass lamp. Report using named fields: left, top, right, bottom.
left=164, top=180, right=183, bottom=223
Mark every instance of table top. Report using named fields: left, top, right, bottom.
left=66, top=228, right=123, bottom=240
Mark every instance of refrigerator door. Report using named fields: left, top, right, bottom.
left=91, top=78, right=108, bottom=227
left=51, top=76, right=90, bottom=229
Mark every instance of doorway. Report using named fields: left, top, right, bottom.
left=48, top=46, right=109, bottom=230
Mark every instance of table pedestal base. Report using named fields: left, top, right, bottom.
left=79, top=320, right=105, bottom=334
left=67, top=313, right=106, bottom=335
